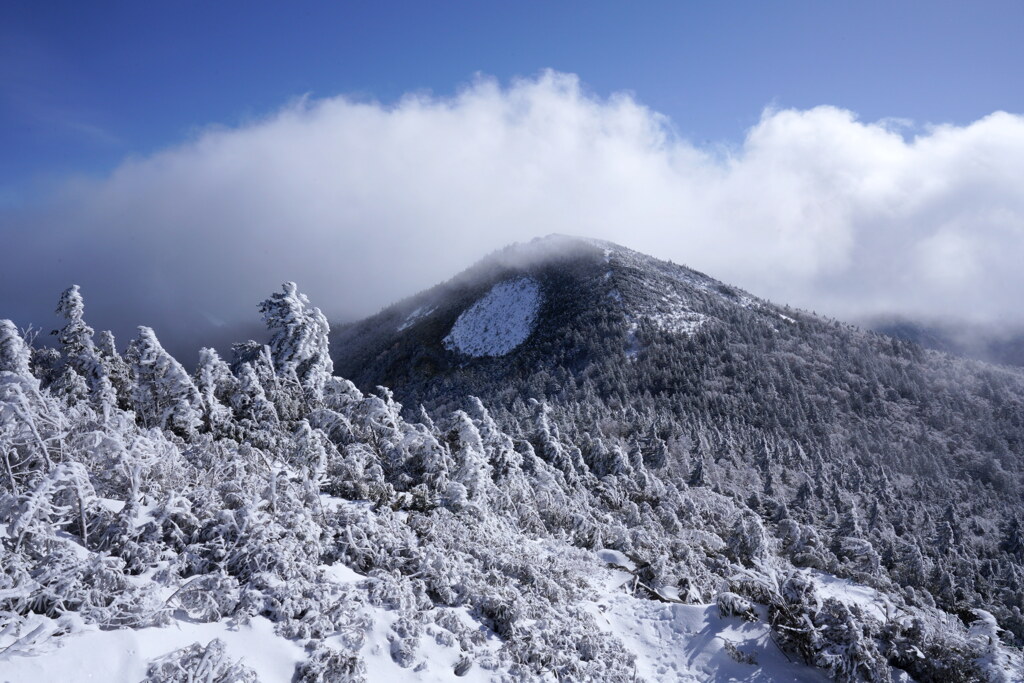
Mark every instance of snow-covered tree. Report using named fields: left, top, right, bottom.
left=231, top=361, right=280, bottom=432
left=0, top=320, right=32, bottom=377
left=54, top=286, right=116, bottom=416
left=194, top=347, right=236, bottom=435
left=97, top=330, right=133, bottom=410
left=127, top=327, right=201, bottom=436
left=259, top=282, right=333, bottom=404
left=290, top=419, right=330, bottom=483
left=446, top=410, right=493, bottom=506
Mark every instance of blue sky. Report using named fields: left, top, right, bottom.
left=3, top=1, right=1022, bottom=197
left=3, top=2, right=1024, bottom=356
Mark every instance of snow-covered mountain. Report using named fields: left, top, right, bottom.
left=333, top=236, right=777, bottom=397
left=333, top=234, right=1024, bottom=675
left=2, top=237, right=1022, bottom=681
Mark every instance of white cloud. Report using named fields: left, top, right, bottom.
left=4, top=70, right=1024, bottom=356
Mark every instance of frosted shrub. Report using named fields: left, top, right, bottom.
left=294, top=641, right=367, bottom=683
left=716, top=591, right=757, bottom=621
left=172, top=572, right=241, bottom=622
left=142, top=639, right=258, bottom=683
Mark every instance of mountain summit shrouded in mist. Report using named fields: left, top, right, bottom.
left=5, top=72, right=1024, bottom=362
left=336, top=234, right=1024, bottom=668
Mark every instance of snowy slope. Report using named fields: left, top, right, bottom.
left=0, top=614, right=306, bottom=682
left=3, top=551, right=844, bottom=683
left=8, top=243, right=1024, bottom=683
left=332, top=235, right=786, bottom=388
left=443, top=277, right=542, bottom=357
left=0, top=492, right=854, bottom=683
left=584, top=561, right=830, bottom=683
left=398, top=306, right=437, bottom=332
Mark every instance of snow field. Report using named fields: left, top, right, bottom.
left=0, top=615, right=306, bottom=682
left=444, top=278, right=542, bottom=357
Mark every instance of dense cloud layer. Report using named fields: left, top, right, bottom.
left=3, top=71, right=1024, bottom=358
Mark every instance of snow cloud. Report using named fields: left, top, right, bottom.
left=3, top=71, right=1024, bottom=357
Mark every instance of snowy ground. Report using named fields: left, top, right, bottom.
left=0, top=615, right=306, bottom=682
left=0, top=498, right=958, bottom=683
left=3, top=544, right=838, bottom=683
left=810, top=570, right=895, bottom=622
left=443, top=277, right=542, bottom=357
left=585, top=553, right=830, bottom=683
left=1, top=570, right=503, bottom=683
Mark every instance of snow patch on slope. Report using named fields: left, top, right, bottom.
left=398, top=305, right=437, bottom=332
left=444, top=278, right=542, bottom=357
left=645, top=291, right=707, bottom=336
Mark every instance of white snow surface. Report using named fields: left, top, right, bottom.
left=584, top=561, right=830, bottom=682
left=0, top=614, right=306, bottom=682
left=596, top=548, right=636, bottom=570
left=811, top=571, right=895, bottom=622
left=0, top=599, right=503, bottom=683
left=443, top=277, right=542, bottom=357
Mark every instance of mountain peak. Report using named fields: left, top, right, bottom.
left=330, top=237, right=798, bottom=403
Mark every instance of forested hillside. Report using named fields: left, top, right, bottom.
left=1, top=241, right=1021, bottom=680
left=335, top=236, right=1024, bottom=676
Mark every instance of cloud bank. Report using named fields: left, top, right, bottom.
left=3, top=71, right=1024, bottom=357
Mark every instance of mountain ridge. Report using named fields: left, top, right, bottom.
left=331, top=234, right=809, bottom=402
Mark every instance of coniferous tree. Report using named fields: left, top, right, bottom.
left=259, top=282, right=334, bottom=404
left=97, top=330, right=133, bottom=410
left=194, top=347, right=236, bottom=435
left=54, top=286, right=116, bottom=416
left=127, top=326, right=202, bottom=437
left=0, top=319, right=32, bottom=377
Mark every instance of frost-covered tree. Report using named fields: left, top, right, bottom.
left=231, top=361, right=280, bottom=435
left=727, top=513, right=770, bottom=565
left=1000, top=516, right=1024, bottom=559
left=290, top=419, right=330, bottom=483
left=0, top=323, right=66, bottom=494
left=0, top=320, right=32, bottom=377
left=466, top=396, right=522, bottom=476
left=259, top=282, right=333, bottom=404
left=127, top=327, right=202, bottom=437
left=50, top=366, right=90, bottom=405
left=194, top=347, right=236, bottom=435
left=97, top=330, right=133, bottom=410
left=54, top=286, right=116, bottom=416
left=446, top=410, right=493, bottom=507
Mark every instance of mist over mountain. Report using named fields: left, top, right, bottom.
left=6, top=74, right=1024, bottom=354
left=869, top=317, right=1024, bottom=369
